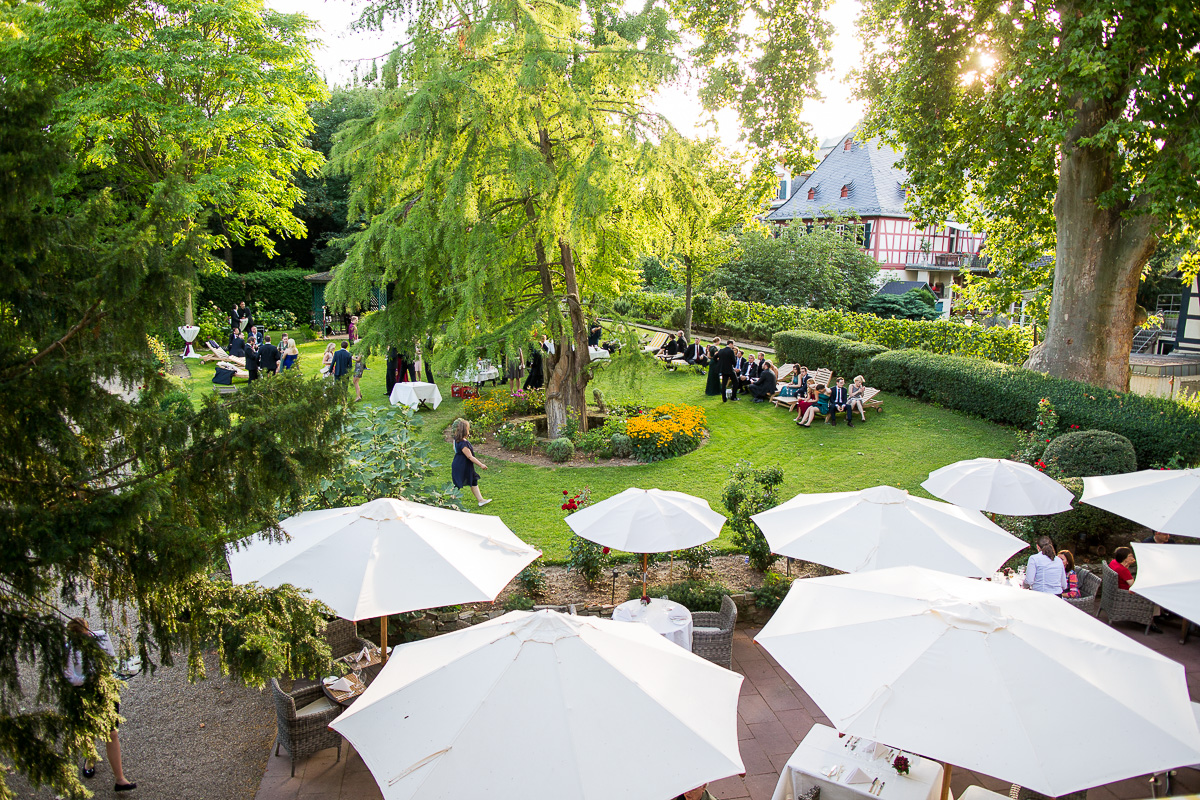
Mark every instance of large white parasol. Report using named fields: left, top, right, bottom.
left=922, top=457, right=1074, bottom=516
left=1081, top=468, right=1200, bottom=536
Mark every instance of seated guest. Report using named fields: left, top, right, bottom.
left=794, top=383, right=823, bottom=427
left=673, top=784, right=714, bottom=800
left=248, top=325, right=263, bottom=346
left=737, top=351, right=758, bottom=389
left=674, top=330, right=687, bottom=350
left=1024, top=536, right=1066, bottom=594
left=747, top=360, right=778, bottom=401
left=656, top=333, right=677, bottom=357
left=683, top=339, right=707, bottom=365
left=826, top=377, right=853, bottom=427
left=1108, top=546, right=1136, bottom=590
left=848, top=375, right=868, bottom=421
left=778, top=364, right=803, bottom=398
left=1059, top=550, right=1080, bottom=598
left=1142, top=531, right=1172, bottom=544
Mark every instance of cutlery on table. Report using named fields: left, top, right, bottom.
left=869, top=778, right=879, bottom=794
left=876, top=781, right=886, bottom=795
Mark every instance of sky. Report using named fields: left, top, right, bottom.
left=267, top=0, right=866, bottom=149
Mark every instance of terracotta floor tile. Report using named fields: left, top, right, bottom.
left=737, top=694, right=778, bottom=725
left=759, top=682, right=804, bottom=713
left=774, top=708, right=815, bottom=741
left=738, top=736, right=776, bottom=777
left=710, top=775, right=751, bottom=799
left=745, top=720, right=797, bottom=757
left=745, top=771, right=783, bottom=800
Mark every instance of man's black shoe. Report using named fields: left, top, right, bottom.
left=1149, top=624, right=1164, bottom=634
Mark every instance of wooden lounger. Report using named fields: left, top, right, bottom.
left=643, top=332, right=668, bottom=353
left=217, top=361, right=250, bottom=380
left=861, top=386, right=884, bottom=411
left=771, top=366, right=833, bottom=410
left=204, top=341, right=246, bottom=367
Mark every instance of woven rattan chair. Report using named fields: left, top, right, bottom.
left=1099, top=563, right=1155, bottom=633
left=1063, top=568, right=1101, bottom=614
left=691, top=595, right=737, bottom=669
left=1010, top=785, right=1086, bottom=800
left=270, top=678, right=342, bottom=776
left=324, top=618, right=374, bottom=661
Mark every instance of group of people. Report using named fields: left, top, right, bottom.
left=778, top=367, right=869, bottom=427
left=689, top=336, right=778, bottom=402
left=225, top=327, right=297, bottom=380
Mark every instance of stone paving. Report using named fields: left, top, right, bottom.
left=255, top=619, right=1200, bottom=800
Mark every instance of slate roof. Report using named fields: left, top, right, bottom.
left=304, top=271, right=333, bottom=283
left=767, top=127, right=909, bottom=221
left=875, top=280, right=931, bottom=296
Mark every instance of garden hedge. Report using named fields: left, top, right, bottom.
left=868, top=349, right=1200, bottom=468
left=772, top=330, right=887, bottom=381
left=611, top=291, right=1032, bottom=364
left=1043, top=430, right=1138, bottom=477
left=198, top=269, right=312, bottom=321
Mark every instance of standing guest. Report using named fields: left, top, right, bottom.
left=281, top=339, right=300, bottom=371
left=716, top=339, right=738, bottom=401
left=705, top=337, right=724, bottom=396
left=385, top=347, right=399, bottom=396
left=348, top=315, right=358, bottom=344
left=1025, top=536, right=1067, bottom=595
left=352, top=353, right=366, bottom=401
left=1108, top=546, right=1136, bottom=591
left=588, top=319, right=603, bottom=347
left=1059, top=550, right=1081, bottom=599
left=248, top=325, right=263, bottom=346
left=65, top=618, right=136, bottom=792
left=826, top=377, right=853, bottom=427
left=237, top=301, right=250, bottom=332
left=244, top=338, right=260, bottom=381
left=399, top=350, right=417, bottom=382
left=332, top=341, right=353, bottom=379
left=794, top=383, right=823, bottom=426
left=540, top=333, right=556, bottom=356
left=505, top=346, right=524, bottom=391
left=320, top=342, right=335, bottom=377
left=229, top=304, right=240, bottom=332
left=257, top=336, right=280, bottom=376
left=451, top=418, right=492, bottom=507
left=524, top=342, right=544, bottom=389
left=747, top=360, right=778, bottom=402
left=423, top=335, right=436, bottom=384
left=228, top=330, right=246, bottom=359
left=753, top=352, right=766, bottom=376
left=848, top=375, right=868, bottom=422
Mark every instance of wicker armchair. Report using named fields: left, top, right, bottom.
left=1010, top=785, right=1086, bottom=800
left=1099, top=563, right=1155, bottom=633
left=324, top=618, right=374, bottom=661
left=1063, top=568, right=1101, bottom=614
left=270, top=678, right=342, bottom=777
left=691, top=595, right=737, bottom=669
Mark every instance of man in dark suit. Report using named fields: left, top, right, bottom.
left=683, top=340, right=707, bottom=366
left=716, top=340, right=738, bottom=401
left=244, top=338, right=260, bottom=381
left=827, top=377, right=853, bottom=427
left=738, top=351, right=758, bottom=391
left=257, top=335, right=280, bottom=376
left=332, top=341, right=354, bottom=379
left=228, top=330, right=246, bottom=359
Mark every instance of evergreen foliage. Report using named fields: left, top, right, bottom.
left=198, top=269, right=314, bottom=322
left=1043, top=430, right=1138, bottom=478
left=857, top=291, right=940, bottom=321
left=772, top=331, right=887, bottom=381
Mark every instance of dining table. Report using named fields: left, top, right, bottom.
left=389, top=380, right=443, bottom=410
left=454, top=361, right=501, bottom=385
left=321, top=645, right=388, bottom=707
left=770, top=724, right=947, bottom=800
left=611, top=598, right=693, bottom=650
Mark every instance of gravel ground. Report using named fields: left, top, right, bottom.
left=9, top=630, right=275, bottom=800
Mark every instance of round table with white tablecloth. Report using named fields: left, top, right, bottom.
left=454, top=361, right=501, bottom=385
left=389, top=381, right=443, bottom=410
left=611, top=598, right=693, bottom=650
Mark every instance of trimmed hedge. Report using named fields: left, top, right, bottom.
left=869, top=349, right=1200, bottom=468
left=1043, top=430, right=1138, bottom=477
left=773, top=330, right=887, bottom=381
left=198, top=269, right=312, bottom=322
left=612, top=291, right=1032, bottom=364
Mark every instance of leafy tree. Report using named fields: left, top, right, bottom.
left=0, top=16, right=349, bottom=800
left=709, top=223, right=880, bottom=310
left=859, top=1, right=1200, bottom=390
left=327, top=0, right=687, bottom=438
left=858, top=291, right=939, bottom=321
left=7, top=0, right=330, bottom=321
left=644, top=136, right=774, bottom=341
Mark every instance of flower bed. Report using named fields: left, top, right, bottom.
left=625, top=404, right=707, bottom=462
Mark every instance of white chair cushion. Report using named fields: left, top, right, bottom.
left=296, top=696, right=336, bottom=717
left=693, top=626, right=723, bottom=635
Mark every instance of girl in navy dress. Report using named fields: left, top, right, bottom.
left=451, top=419, right=491, bottom=507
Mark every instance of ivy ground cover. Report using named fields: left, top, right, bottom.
left=181, top=336, right=1013, bottom=561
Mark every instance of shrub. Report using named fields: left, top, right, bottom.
left=496, top=421, right=537, bottom=454
left=197, top=300, right=231, bottom=343
left=679, top=544, right=715, bottom=579
left=722, top=461, right=784, bottom=571
left=1027, top=478, right=1143, bottom=556
left=577, top=428, right=609, bottom=456
left=625, top=404, right=707, bottom=462
left=773, top=330, right=888, bottom=381
left=250, top=303, right=298, bottom=331
left=510, top=387, right=546, bottom=416
left=517, top=561, right=546, bottom=597
left=858, top=291, right=940, bottom=321
left=629, top=580, right=731, bottom=612
left=463, top=390, right=514, bottom=430
left=545, top=437, right=575, bottom=463
left=751, top=572, right=795, bottom=611
left=869, top=349, right=1200, bottom=468
left=1014, top=398, right=1060, bottom=466
left=503, top=594, right=536, bottom=611
left=609, top=433, right=634, bottom=458
left=566, top=535, right=607, bottom=586
left=1043, top=430, right=1138, bottom=477
left=197, top=268, right=312, bottom=322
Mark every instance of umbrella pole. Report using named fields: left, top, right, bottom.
left=642, top=553, right=648, bottom=597
left=380, top=614, right=388, bottom=664
left=940, top=763, right=952, bottom=800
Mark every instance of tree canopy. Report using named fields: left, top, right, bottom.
left=859, top=0, right=1200, bottom=389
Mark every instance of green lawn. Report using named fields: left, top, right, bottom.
left=182, top=335, right=1015, bottom=561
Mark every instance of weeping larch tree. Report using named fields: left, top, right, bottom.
left=328, top=0, right=834, bottom=438
left=859, top=1, right=1200, bottom=391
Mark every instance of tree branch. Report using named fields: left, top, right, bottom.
left=0, top=303, right=104, bottom=383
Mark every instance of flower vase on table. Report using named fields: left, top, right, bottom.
left=892, top=755, right=910, bottom=776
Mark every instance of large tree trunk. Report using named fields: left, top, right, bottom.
left=1024, top=99, right=1158, bottom=392
left=544, top=238, right=591, bottom=439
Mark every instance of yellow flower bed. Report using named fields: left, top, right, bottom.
left=625, top=404, right=707, bottom=462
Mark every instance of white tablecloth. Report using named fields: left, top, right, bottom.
left=588, top=346, right=610, bottom=360
left=611, top=598, right=693, bottom=650
left=389, top=381, right=443, bottom=410
left=771, top=725, right=946, bottom=800
left=958, top=787, right=1007, bottom=800
left=455, top=362, right=500, bottom=384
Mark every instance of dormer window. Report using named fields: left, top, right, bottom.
left=840, top=184, right=849, bottom=198
left=807, top=187, right=815, bottom=200
left=844, top=138, right=852, bottom=151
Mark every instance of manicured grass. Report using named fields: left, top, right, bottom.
left=181, top=338, right=1015, bottom=561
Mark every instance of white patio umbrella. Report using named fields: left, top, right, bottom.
left=750, top=485, right=1028, bottom=577
left=922, top=457, right=1074, bottom=516
left=755, top=566, right=1200, bottom=798
left=1131, top=542, right=1200, bottom=622
left=565, top=487, right=725, bottom=593
left=1082, top=468, right=1200, bottom=536
left=331, top=609, right=745, bottom=800
left=227, top=497, right=539, bottom=657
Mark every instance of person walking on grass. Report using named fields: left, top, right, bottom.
left=451, top=418, right=492, bottom=507
left=331, top=341, right=353, bottom=380
left=65, top=618, right=136, bottom=792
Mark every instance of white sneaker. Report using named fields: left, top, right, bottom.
left=478, top=499, right=493, bottom=507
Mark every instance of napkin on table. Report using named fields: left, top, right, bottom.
left=873, top=742, right=891, bottom=760
left=845, top=768, right=872, bottom=785
left=327, top=677, right=355, bottom=693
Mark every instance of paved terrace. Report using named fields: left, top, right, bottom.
left=256, top=620, right=1200, bottom=800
